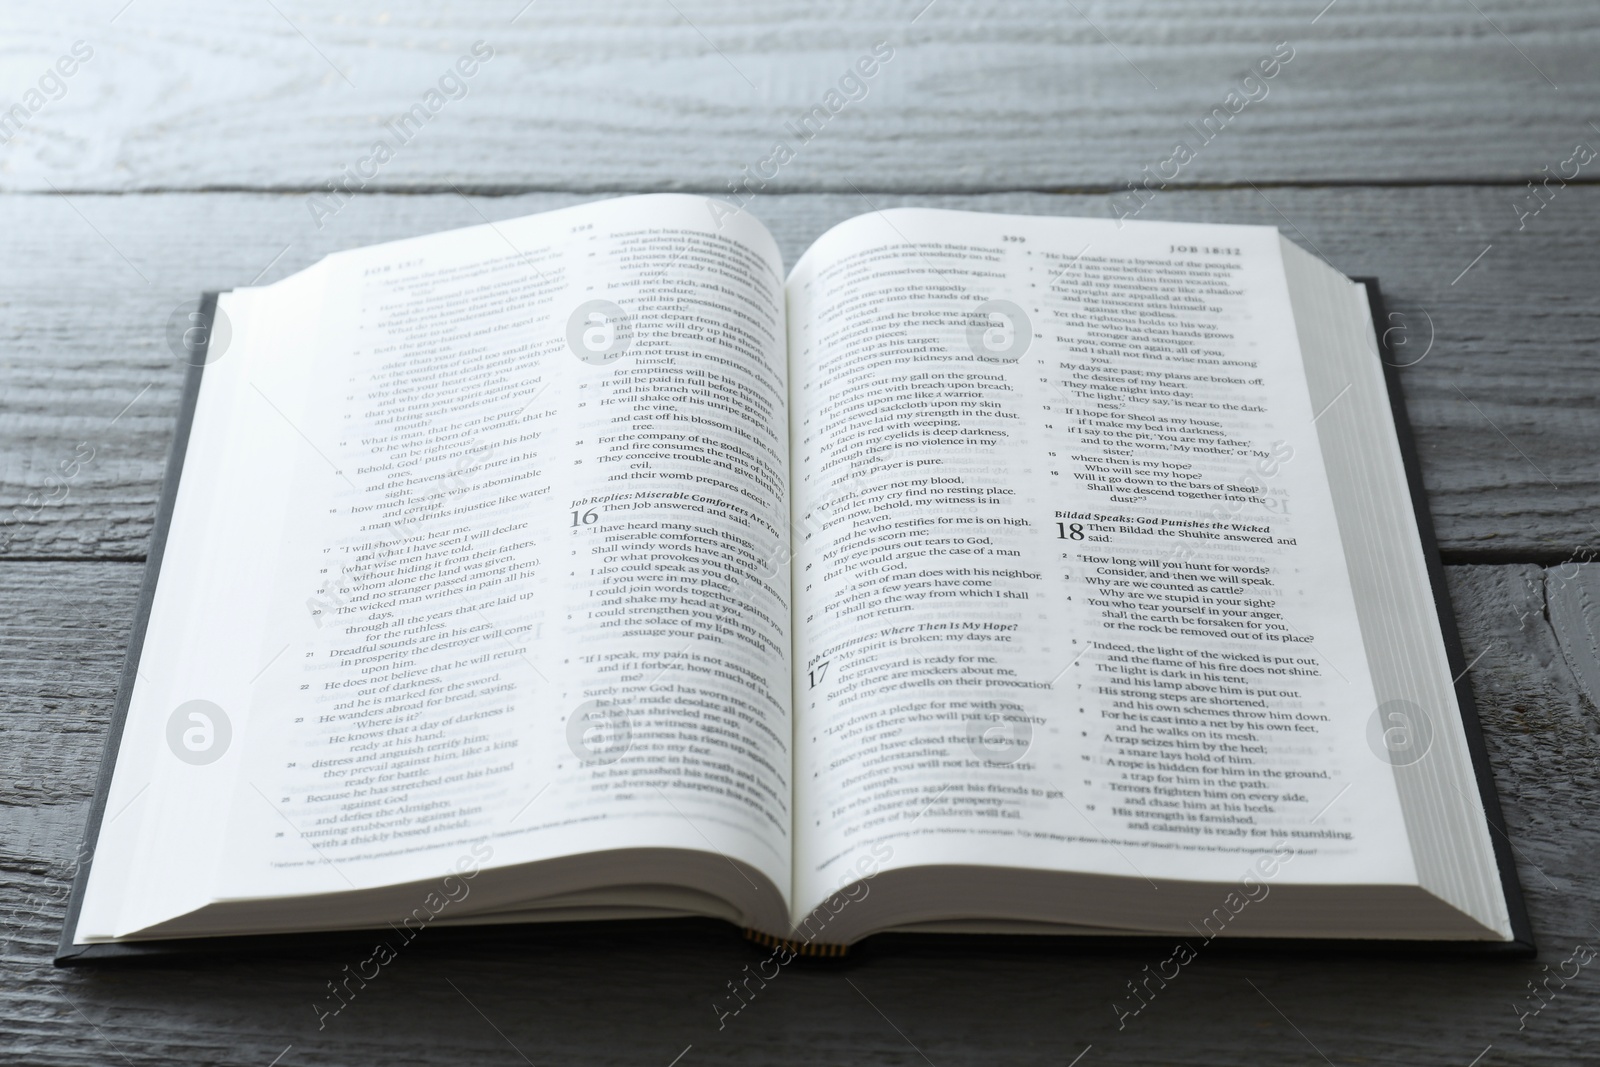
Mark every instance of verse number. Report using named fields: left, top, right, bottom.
left=1056, top=522, right=1084, bottom=540
left=571, top=508, right=600, bottom=527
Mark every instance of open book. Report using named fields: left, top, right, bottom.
left=61, top=195, right=1532, bottom=961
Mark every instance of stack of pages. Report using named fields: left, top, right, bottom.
left=60, top=196, right=1531, bottom=960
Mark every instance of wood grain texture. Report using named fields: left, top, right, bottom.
left=3, top=560, right=1596, bottom=1066
left=1546, top=563, right=1600, bottom=710
left=3, top=4, right=1597, bottom=1059
left=2, top=187, right=1595, bottom=561
left=1, top=1, right=1597, bottom=193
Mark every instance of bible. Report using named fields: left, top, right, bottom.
left=59, top=195, right=1533, bottom=961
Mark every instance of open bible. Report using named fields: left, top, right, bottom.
left=60, top=195, right=1532, bottom=961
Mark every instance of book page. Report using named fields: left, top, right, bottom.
left=99, top=195, right=795, bottom=937
left=787, top=209, right=1417, bottom=921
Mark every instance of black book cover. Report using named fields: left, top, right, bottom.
left=55, top=281, right=1536, bottom=964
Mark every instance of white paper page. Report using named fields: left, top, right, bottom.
left=103, top=195, right=794, bottom=937
left=76, top=266, right=331, bottom=942
left=787, top=209, right=1416, bottom=919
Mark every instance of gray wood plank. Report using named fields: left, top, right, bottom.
left=2, top=187, right=1595, bottom=561
left=2, top=559, right=1596, bottom=1065
left=1, top=1, right=1597, bottom=192
left=1547, top=563, right=1600, bottom=707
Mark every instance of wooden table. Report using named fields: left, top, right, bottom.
left=3, top=3, right=1598, bottom=1063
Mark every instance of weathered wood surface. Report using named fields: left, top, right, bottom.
left=3, top=187, right=1596, bottom=562
left=2, top=561, right=1596, bottom=1066
left=4, top=1, right=1599, bottom=1063
left=2, top=1, right=1597, bottom=192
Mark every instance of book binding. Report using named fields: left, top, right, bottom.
left=54, top=282, right=1536, bottom=963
